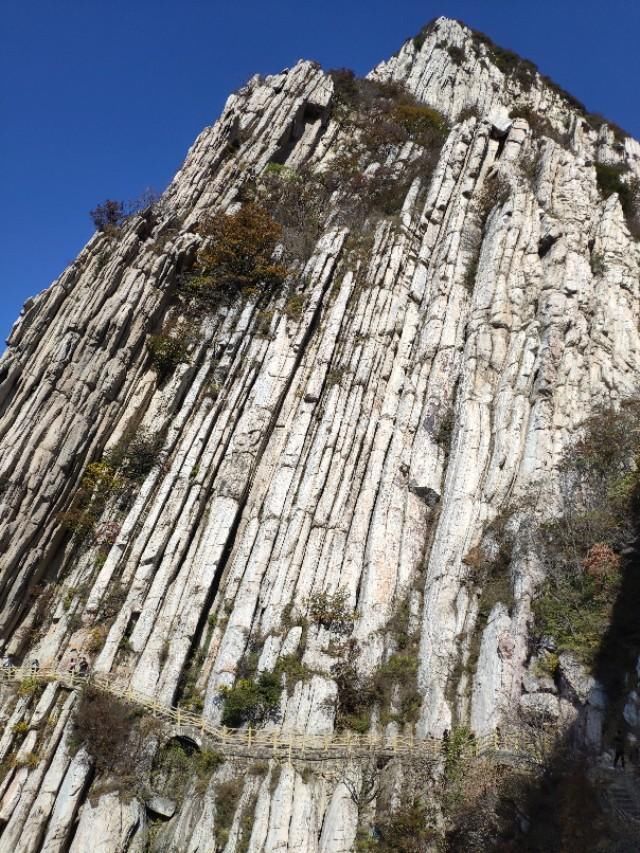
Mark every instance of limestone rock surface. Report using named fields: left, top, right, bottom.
left=0, top=15, right=639, bottom=852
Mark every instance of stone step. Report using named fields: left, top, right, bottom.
left=607, top=783, right=640, bottom=823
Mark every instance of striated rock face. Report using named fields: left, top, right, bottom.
left=0, top=16, right=639, bottom=851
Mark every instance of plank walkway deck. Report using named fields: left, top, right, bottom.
left=0, top=666, right=550, bottom=765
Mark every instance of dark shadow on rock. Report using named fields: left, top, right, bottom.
left=477, top=544, right=640, bottom=851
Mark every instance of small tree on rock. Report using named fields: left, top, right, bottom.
left=187, top=203, right=288, bottom=304
left=90, top=199, right=125, bottom=232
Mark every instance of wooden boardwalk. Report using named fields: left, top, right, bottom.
left=0, top=666, right=550, bottom=765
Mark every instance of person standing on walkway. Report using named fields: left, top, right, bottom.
left=614, top=728, right=626, bottom=769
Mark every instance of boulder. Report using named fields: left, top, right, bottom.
left=520, top=693, right=561, bottom=721
left=145, top=794, right=176, bottom=820
left=558, top=652, right=596, bottom=704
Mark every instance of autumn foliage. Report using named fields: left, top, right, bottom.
left=90, top=199, right=125, bottom=231
left=186, top=203, right=288, bottom=305
left=72, top=687, right=141, bottom=775
left=582, top=543, right=621, bottom=585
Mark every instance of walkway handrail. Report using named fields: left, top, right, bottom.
left=0, top=666, right=551, bottom=764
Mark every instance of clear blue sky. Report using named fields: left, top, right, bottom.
left=2, top=0, right=639, bottom=343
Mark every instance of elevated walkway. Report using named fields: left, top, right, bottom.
left=0, top=666, right=550, bottom=765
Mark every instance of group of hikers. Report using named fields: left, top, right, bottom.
left=1, top=651, right=91, bottom=677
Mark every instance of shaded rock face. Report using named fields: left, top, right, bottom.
left=0, top=15, right=639, bottom=852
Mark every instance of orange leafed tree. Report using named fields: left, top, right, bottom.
left=193, top=203, right=288, bottom=300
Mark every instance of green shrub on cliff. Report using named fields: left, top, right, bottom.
left=147, top=329, right=191, bottom=378
left=533, top=401, right=640, bottom=664
left=220, top=671, right=281, bottom=728
left=595, top=163, right=640, bottom=238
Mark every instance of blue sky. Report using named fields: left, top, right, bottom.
left=2, top=0, right=639, bottom=343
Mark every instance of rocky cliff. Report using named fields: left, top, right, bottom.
left=1, top=16, right=640, bottom=852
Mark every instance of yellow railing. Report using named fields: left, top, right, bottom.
left=0, top=666, right=550, bottom=764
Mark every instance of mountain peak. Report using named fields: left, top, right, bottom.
left=369, top=15, right=640, bottom=166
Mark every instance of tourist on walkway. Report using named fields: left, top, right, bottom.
left=614, top=729, right=626, bottom=769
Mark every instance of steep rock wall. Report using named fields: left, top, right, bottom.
left=0, top=16, right=639, bottom=852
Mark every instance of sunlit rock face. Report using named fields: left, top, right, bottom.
left=0, top=15, right=639, bottom=852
